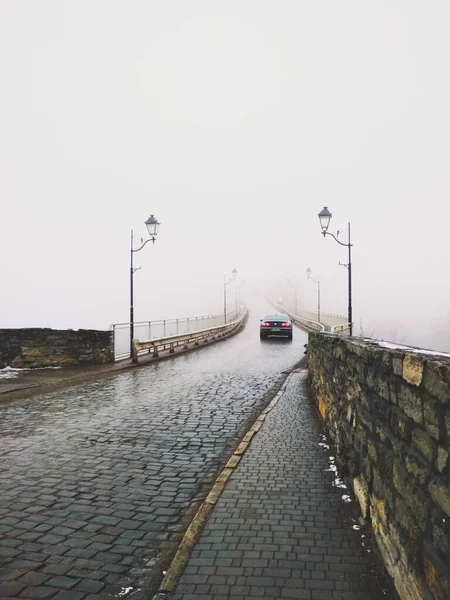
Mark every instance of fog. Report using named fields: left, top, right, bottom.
left=1, top=1, right=449, bottom=351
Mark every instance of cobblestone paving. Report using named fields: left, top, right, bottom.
left=171, top=372, right=398, bottom=600
left=0, top=305, right=307, bottom=599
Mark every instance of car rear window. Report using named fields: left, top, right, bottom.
left=264, top=314, right=290, bottom=321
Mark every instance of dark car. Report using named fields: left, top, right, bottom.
left=260, top=313, right=293, bottom=340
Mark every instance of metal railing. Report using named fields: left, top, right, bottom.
left=132, top=307, right=248, bottom=362
left=274, top=302, right=351, bottom=335
left=111, top=307, right=241, bottom=360
left=274, top=305, right=326, bottom=333
left=331, top=322, right=351, bottom=334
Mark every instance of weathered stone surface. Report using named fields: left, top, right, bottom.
left=431, top=516, right=450, bottom=556
left=424, top=548, right=450, bottom=600
left=429, top=479, right=450, bottom=517
left=393, top=357, right=403, bottom=376
left=423, top=360, right=450, bottom=405
left=390, top=408, right=413, bottom=441
left=308, top=333, right=450, bottom=600
left=0, top=328, right=114, bottom=368
left=393, top=463, right=428, bottom=531
left=353, top=474, right=370, bottom=519
left=436, top=446, right=449, bottom=474
left=317, top=395, right=326, bottom=420
left=405, top=451, right=430, bottom=487
left=423, top=396, right=442, bottom=440
left=402, top=354, right=424, bottom=386
left=412, top=428, right=437, bottom=463
left=398, top=385, right=423, bottom=425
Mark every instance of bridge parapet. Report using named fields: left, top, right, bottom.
left=112, top=309, right=241, bottom=360
left=308, top=333, right=450, bottom=600
left=273, top=302, right=350, bottom=334
left=131, top=307, right=248, bottom=363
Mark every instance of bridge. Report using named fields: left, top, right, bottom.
left=0, top=298, right=448, bottom=600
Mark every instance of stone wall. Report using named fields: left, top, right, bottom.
left=0, top=328, right=114, bottom=368
left=307, top=333, right=450, bottom=600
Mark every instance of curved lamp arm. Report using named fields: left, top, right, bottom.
left=132, top=237, right=156, bottom=253
left=322, top=230, right=352, bottom=247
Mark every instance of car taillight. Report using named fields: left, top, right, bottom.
left=281, top=322, right=291, bottom=327
left=261, top=322, right=270, bottom=327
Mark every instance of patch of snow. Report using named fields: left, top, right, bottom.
left=333, top=477, right=347, bottom=489
left=353, top=524, right=360, bottom=530
left=117, top=588, right=133, bottom=597
left=342, top=494, right=351, bottom=503
left=376, top=341, right=450, bottom=358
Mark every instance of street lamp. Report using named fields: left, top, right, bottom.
left=286, top=279, right=298, bottom=315
left=318, top=206, right=353, bottom=335
left=130, top=214, right=160, bottom=362
left=224, top=268, right=237, bottom=323
left=306, top=268, right=321, bottom=324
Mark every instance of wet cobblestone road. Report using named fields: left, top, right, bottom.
left=172, top=373, right=397, bottom=600
left=0, top=304, right=308, bottom=599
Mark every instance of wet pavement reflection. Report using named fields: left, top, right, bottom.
left=0, top=304, right=308, bottom=599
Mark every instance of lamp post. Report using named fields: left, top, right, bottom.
left=286, top=279, right=298, bottom=315
left=318, top=206, right=352, bottom=335
left=130, top=214, right=160, bottom=362
left=224, top=268, right=237, bottom=323
left=306, top=268, right=321, bottom=323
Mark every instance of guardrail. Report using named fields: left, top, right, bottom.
left=331, top=322, right=351, bottom=334
left=273, top=301, right=351, bottom=335
left=111, top=310, right=239, bottom=360
left=273, top=304, right=326, bottom=333
left=132, top=308, right=248, bottom=362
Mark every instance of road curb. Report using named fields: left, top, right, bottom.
left=152, top=374, right=292, bottom=598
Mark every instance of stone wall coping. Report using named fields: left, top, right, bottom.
left=310, top=333, right=450, bottom=365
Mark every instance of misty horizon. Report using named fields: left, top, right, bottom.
left=1, top=1, right=449, bottom=353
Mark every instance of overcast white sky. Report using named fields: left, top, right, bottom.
left=1, top=1, right=449, bottom=350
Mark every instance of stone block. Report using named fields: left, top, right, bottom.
left=423, top=547, right=450, bottom=600
left=412, top=428, right=437, bottom=464
left=367, top=439, right=378, bottom=462
left=373, top=468, right=394, bottom=511
left=373, top=519, right=399, bottom=574
left=353, top=475, right=370, bottom=519
left=317, top=396, right=326, bottom=420
left=429, top=479, right=450, bottom=517
left=436, top=446, right=449, bottom=474
left=431, top=512, right=450, bottom=557
left=392, top=357, right=403, bottom=376
left=395, top=496, right=421, bottom=542
left=403, top=354, right=424, bottom=386
left=393, top=462, right=428, bottom=531
left=423, top=396, right=442, bottom=440
left=404, top=451, right=430, bottom=487
left=357, top=407, right=374, bottom=432
left=389, top=408, right=413, bottom=441
left=370, top=494, right=389, bottom=528
left=423, top=360, right=450, bottom=405
left=391, top=565, right=423, bottom=600
left=398, top=385, right=423, bottom=425
left=375, top=420, right=392, bottom=444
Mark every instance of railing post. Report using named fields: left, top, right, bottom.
left=176, top=319, right=179, bottom=335
left=163, top=320, right=166, bottom=337
left=112, top=324, right=116, bottom=361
